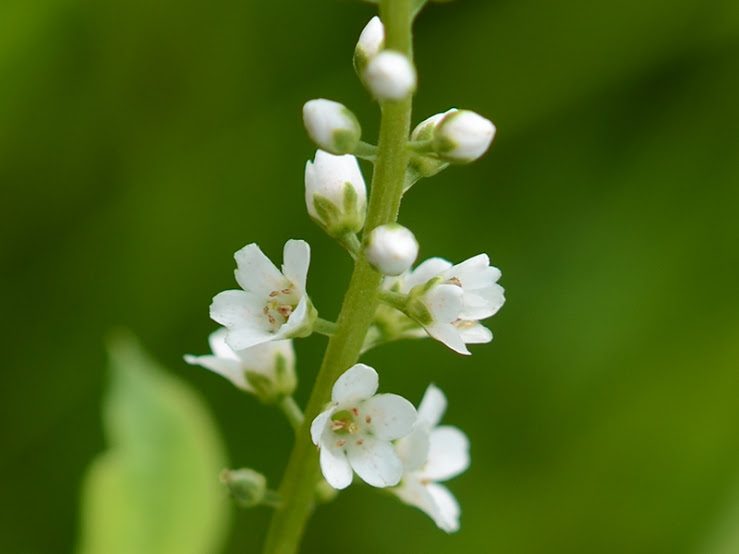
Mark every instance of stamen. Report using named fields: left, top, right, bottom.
left=278, top=305, right=293, bottom=317
left=365, top=415, right=372, bottom=424
left=351, top=407, right=359, bottom=417
left=267, top=314, right=277, bottom=325
left=269, top=290, right=280, bottom=297
left=281, top=288, right=292, bottom=294
left=335, top=440, right=346, bottom=447
left=331, top=420, right=346, bottom=431
left=356, top=439, right=364, bottom=446
left=448, top=276, right=462, bottom=287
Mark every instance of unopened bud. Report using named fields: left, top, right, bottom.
left=354, top=16, right=384, bottom=76
left=363, top=51, right=416, bottom=102
left=220, top=468, right=267, bottom=508
left=432, top=110, right=496, bottom=162
left=365, top=223, right=419, bottom=276
left=303, top=99, right=361, bottom=155
left=305, top=150, right=367, bottom=235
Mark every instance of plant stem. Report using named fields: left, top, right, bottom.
left=312, top=317, right=338, bottom=337
left=277, top=396, right=304, bottom=432
left=260, top=2, right=414, bottom=552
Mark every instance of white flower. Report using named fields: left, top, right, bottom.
left=365, top=223, right=419, bottom=276
left=393, top=384, right=470, bottom=533
left=311, top=364, right=417, bottom=490
left=210, top=240, right=316, bottom=351
left=384, top=254, right=505, bottom=355
left=363, top=50, right=417, bottom=102
left=302, top=99, right=362, bottom=155
left=185, top=328, right=296, bottom=398
left=305, top=150, right=367, bottom=234
left=354, top=16, right=385, bottom=75
left=432, top=109, right=496, bottom=162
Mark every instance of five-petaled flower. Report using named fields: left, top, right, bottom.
left=210, top=239, right=316, bottom=352
left=311, top=364, right=417, bottom=490
left=384, top=254, right=505, bottom=355
left=392, top=384, right=470, bottom=533
left=184, top=327, right=296, bottom=400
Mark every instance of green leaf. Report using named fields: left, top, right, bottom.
left=76, top=332, right=230, bottom=554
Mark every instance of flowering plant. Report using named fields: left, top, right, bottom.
left=185, top=1, right=505, bottom=551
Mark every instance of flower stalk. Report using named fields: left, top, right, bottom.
left=260, top=1, right=415, bottom=552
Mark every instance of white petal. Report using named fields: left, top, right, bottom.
left=362, top=393, right=417, bottom=440
left=319, top=441, right=353, bottom=490
left=394, top=425, right=430, bottom=472
left=184, top=354, right=250, bottom=391
left=281, top=239, right=311, bottom=293
left=236, top=339, right=294, bottom=377
left=404, top=257, right=452, bottom=290
left=233, top=243, right=287, bottom=297
left=347, top=437, right=403, bottom=487
left=393, top=478, right=442, bottom=527
left=331, top=363, right=378, bottom=404
left=422, top=426, right=470, bottom=481
left=225, top=326, right=274, bottom=351
left=311, top=407, right=336, bottom=445
left=443, top=254, right=493, bottom=288
left=424, top=284, right=464, bottom=324
left=456, top=322, right=492, bottom=344
left=417, top=384, right=447, bottom=428
left=210, top=290, right=266, bottom=329
left=275, top=295, right=310, bottom=339
left=425, top=322, right=469, bottom=355
left=207, top=328, right=240, bottom=361
left=426, top=482, right=461, bottom=533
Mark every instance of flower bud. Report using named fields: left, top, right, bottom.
left=220, top=468, right=267, bottom=508
left=303, top=99, right=362, bottom=155
left=363, top=51, right=417, bottom=102
left=365, top=223, right=419, bottom=276
left=432, top=110, right=496, bottom=162
left=305, top=150, right=367, bottom=235
left=354, top=16, right=384, bottom=76
left=408, top=109, right=457, bottom=179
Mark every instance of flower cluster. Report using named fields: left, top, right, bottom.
left=186, top=3, right=505, bottom=541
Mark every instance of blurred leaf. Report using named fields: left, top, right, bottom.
left=75, top=332, right=230, bottom=554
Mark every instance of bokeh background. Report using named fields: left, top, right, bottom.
left=2, top=0, right=739, bottom=552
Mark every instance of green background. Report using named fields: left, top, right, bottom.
left=2, top=0, right=739, bottom=552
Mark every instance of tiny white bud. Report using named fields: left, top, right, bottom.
left=354, top=16, right=385, bottom=75
left=411, top=109, right=458, bottom=142
left=365, top=223, right=419, bottom=276
left=432, top=110, right=496, bottom=162
left=305, top=150, right=367, bottom=235
left=363, top=51, right=417, bottom=102
left=303, top=99, right=362, bottom=155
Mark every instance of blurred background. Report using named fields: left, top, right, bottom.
left=2, top=0, right=738, bottom=552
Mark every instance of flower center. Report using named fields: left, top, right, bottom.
left=263, top=285, right=299, bottom=331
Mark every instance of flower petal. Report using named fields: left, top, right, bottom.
left=207, top=328, right=240, bottom=361
left=275, top=296, right=311, bottom=339
left=444, top=254, right=500, bottom=290
left=184, top=354, right=249, bottom=391
left=424, top=284, right=464, bottom=324
left=362, top=393, right=417, bottom=440
left=394, top=425, right=430, bottom=473
left=331, top=363, right=378, bottom=404
left=425, top=321, right=469, bottom=355
left=426, top=482, right=461, bottom=533
left=417, top=384, right=447, bottom=428
left=456, top=322, right=492, bottom=345
left=422, top=426, right=470, bottom=481
left=319, top=441, right=353, bottom=490
left=311, top=407, right=336, bottom=445
left=404, top=257, right=452, bottom=290
left=393, top=477, right=442, bottom=527
left=233, top=243, right=287, bottom=297
left=281, top=239, right=311, bottom=293
left=347, top=437, right=403, bottom=488
left=210, top=290, right=269, bottom=332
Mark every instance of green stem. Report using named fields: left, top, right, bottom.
left=260, top=2, right=415, bottom=552
left=313, top=317, right=338, bottom=337
left=277, top=396, right=304, bottom=432
left=354, top=140, right=378, bottom=161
